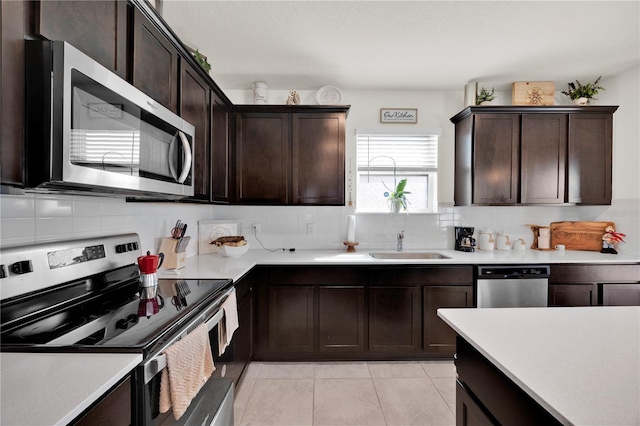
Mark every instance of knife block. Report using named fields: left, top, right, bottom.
left=158, top=238, right=186, bottom=269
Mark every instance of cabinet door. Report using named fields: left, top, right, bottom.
left=75, top=376, right=131, bottom=426
left=520, top=114, right=567, bottom=204
left=180, top=64, right=210, bottom=199
left=568, top=113, right=613, bottom=204
left=34, top=0, right=127, bottom=78
left=456, top=382, right=495, bottom=426
left=211, top=95, right=231, bottom=203
left=602, top=284, right=640, bottom=306
left=268, top=286, right=314, bottom=352
left=319, top=286, right=365, bottom=352
left=473, top=114, right=520, bottom=204
left=236, top=113, right=289, bottom=204
left=424, top=286, right=473, bottom=354
left=548, top=284, right=597, bottom=307
left=1, top=0, right=26, bottom=187
left=369, top=286, right=421, bottom=352
left=292, top=113, right=345, bottom=205
left=132, top=7, right=179, bottom=113
left=234, top=287, right=253, bottom=373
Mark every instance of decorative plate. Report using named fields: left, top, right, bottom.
left=316, top=86, right=343, bottom=105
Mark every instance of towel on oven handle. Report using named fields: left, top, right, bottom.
left=218, top=288, right=239, bottom=356
left=160, top=322, right=216, bottom=420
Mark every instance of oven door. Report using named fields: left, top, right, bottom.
left=139, top=289, right=235, bottom=425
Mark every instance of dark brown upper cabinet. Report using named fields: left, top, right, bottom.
left=235, top=112, right=290, bottom=204
left=451, top=106, right=617, bottom=206
left=568, top=113, right=613, bottom=204
left=33, top=0, right=128, bottom=79
left=180, top=63, right=210, bottom=200
left=292, top=113, right=345, bottom=204
left=211, top=94, right=232, bottom=203
left=521, top=114, right=567, bottom=204
left=132, top=7, right=179, bottom=113
left=234, top=105, right=349, bottom=205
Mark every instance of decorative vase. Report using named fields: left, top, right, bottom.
left=480, top=101, right=492, bottom=106
left=573, top=97, right=589, bottom=106
left=390, top=199, right=403, bottom=213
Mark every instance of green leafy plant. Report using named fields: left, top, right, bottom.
left=476, top=87, right=495, bottom=104
left=384, top=178, right=411, bottom=212
left=193, top=49, right=211, bottom=73
left=561, top=76, right=604, bottom=100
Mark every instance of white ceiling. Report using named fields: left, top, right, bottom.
left=161, top=1, right=640, bottom=92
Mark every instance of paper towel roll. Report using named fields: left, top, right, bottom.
left=347, top=215, right=356, bottom=242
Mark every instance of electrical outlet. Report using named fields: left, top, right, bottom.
left=307, top=223, right=315, bottom=235
left=251, top=223, right=261, bottom=235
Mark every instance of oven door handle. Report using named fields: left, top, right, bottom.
left=143, top=287, right=233, bottom=384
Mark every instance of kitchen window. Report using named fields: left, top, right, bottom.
left=356, top=130, right=440, bottom=213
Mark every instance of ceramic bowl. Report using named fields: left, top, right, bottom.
left=220, top=243, right=250, bottom=257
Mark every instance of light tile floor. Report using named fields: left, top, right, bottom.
left=233, top=361, right=456, bottom=426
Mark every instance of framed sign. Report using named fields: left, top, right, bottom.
left=380, top=108, right=417, bottom=124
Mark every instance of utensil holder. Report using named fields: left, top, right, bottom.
left=158, top=238, right=186, bottom=269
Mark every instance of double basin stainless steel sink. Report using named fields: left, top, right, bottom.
left=369, top=252, right=451, bottom=260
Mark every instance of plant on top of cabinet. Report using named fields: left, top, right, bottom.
left=191, top=49, right=211, bottom=73
left=561, top=76, right=605, bottom=105
left=476, top=87, right=495, bottom=105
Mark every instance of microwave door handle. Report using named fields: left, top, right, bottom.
left=176, top=131, right=192, bottom=184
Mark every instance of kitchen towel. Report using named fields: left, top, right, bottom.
left=160, top=323, right=215, bottom=420
left=218, top=288, right=239, bottom=356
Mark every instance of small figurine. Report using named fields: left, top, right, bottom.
left=601, top=225, right=626, bottom=254
left=286, top=90, right=300, bottom=106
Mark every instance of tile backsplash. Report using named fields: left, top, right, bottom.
left=1, top=194, right=638, bottom=256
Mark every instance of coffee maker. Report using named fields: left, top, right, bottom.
left=455, top=227, right=476, bottom=252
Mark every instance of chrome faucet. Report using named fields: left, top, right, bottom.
left=397, top=230, right=404, bottom=252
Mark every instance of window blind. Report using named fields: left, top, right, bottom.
left=356, top=133, right=438, bottom=173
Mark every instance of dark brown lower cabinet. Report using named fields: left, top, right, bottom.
left=456, top=337, right=561, bottom=426
left=602, top=284, right=640, bottom=306
left=369, top=286, right=421, bottom=353
left=73, top=376, right=131, bottom=426
left=548, top=284, right=597, bottom=306
left=424, top=286, right=473, bottom=354
left=456, top=382, right=495, bottom=426
left=268, top=286, right=314, bottom=352
left=550, top=264, right=640, bottom=307
left=319, top=286, right=365, bottom=352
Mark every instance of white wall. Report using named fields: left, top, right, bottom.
left=2, top=71, right=638, bottom=255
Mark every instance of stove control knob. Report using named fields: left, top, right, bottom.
left=0, top=265, right=6, bottom=279
left=116, top=318, right=130, bottom=329
left=10, top=260, right=33, bottom=275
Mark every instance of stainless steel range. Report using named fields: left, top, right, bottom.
left=0, top=234, right=234, bottom=425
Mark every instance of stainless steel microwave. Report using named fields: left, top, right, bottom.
left=25, top=41, right=195, bottom=198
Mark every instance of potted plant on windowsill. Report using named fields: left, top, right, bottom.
left=561, top=76, right=604, bottom=106
left=384, top=178, right=410, bottom=213
left=476, top=87, right=495, bottom=105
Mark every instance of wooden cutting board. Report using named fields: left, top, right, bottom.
left=550, top=221, right=614, bottom=251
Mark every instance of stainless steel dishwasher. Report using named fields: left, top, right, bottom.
left=476, top=265, right=550, bottom=308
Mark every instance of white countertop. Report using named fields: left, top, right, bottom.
left=157, top=248, right=639, bottom=281
left=437, top=307, right=640, bottom=426
left=0, top=352, right=141, bottom=425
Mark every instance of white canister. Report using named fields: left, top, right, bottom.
left=496, top=232, right=512, bottom=251
left=252, top=82, right=268, bottom=104
left=514, top=238, right=526, bottom=251
left=478, top=229, right=495, bottom=251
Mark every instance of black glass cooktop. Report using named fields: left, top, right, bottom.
left=0, top=266, right=232, bottom=357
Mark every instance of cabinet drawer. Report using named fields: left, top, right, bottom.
left=370, top=266, right=473, bottom=285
